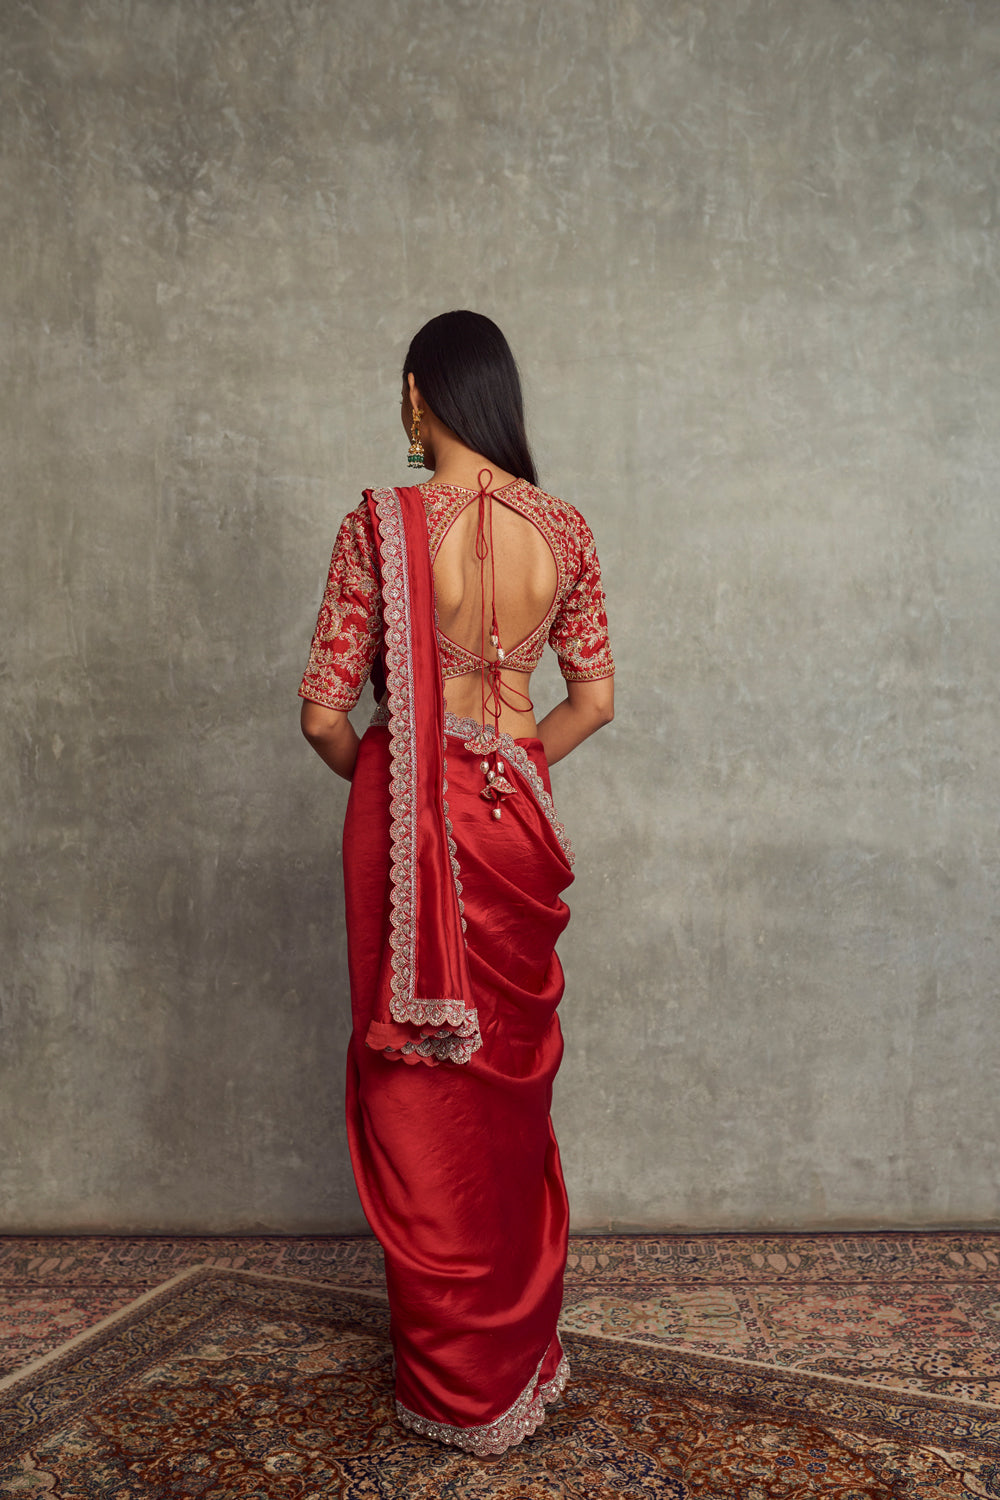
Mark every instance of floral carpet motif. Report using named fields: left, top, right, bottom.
left=1, top=1267, right=998, bottom=1499
left=4, top=1234, right=1000, bottom=1404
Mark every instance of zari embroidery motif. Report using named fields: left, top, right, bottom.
left=370, top=489, right=481, bottom=1066
left=298, top=505, right=383, bottom=710
left=420, top=479, right=614, bottom=683
left=396, top=1345, right=570, bottom=1457
left=538, top=1355, right=572, bottom=1404
left=389, top=1013, right=481, bottom=1064
left=300, top=481, right=612, bottom=712
left=441, top=756, right=468, bottom=935
left=369, top=700, right=467, bottom=930
left=446, top=713, right=576, bottom=868
left=371, top=703, right=575, bottom=868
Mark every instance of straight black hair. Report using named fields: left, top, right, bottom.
left=403, top=310, right=538, bottom=487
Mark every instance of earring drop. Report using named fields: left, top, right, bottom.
left=407, top=407, right=424, bottom=469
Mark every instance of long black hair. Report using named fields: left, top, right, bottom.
left=403, top=310, right=538, bottom=487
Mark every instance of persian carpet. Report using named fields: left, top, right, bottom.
left=4, top=1233, right=1000, bottom=1401
left=1, top=1265, right=998, bottom=1498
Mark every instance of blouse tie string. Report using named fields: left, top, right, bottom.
left=471, top=468, right=531, bottom=822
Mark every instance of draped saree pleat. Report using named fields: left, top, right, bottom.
left=342, top=486, right=575, bottom=1454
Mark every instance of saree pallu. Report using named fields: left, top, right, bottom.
left=340, top=487, right=575, bottom=1455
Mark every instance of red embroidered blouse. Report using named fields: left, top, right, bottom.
left=299, top=479, right=614, bottom=712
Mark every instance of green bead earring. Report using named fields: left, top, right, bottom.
left=407, top=408, right=424, bottom=470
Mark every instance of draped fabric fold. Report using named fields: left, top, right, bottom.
left=362, top=485, right=480, bottom=1066
left=342, top=486, right=576, bottom=1453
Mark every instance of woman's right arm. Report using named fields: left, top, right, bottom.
left=300, top=701, right=361, bottom=780
left=535, top=677, right=614, bottom=766
left=542, top=504, right=615, bottom=764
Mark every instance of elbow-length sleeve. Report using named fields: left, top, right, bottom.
left=548, top=511, right=615, bottom=681
left=298, top=503, right=382, bottom=710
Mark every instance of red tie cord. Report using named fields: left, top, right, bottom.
left=473, top=469, right=533, bottom=733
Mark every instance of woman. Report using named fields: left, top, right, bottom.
left=299, top=311, right=614, bottom=1455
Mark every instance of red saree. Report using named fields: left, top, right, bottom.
left=342, top=486, right=575, bottom=1454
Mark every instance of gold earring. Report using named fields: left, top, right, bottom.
left=407, top=407, right=425, bottom=469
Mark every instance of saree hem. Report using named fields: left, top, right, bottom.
left=365, top=1012, right=481, bottom=1066
left=346, top=486, right=574, bottom=1444
left=395, top=1346, right=571, bottom=1457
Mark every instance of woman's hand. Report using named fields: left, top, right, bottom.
left=535, top=677, right=614, bottom=766
left=300, top=701, right=361, bottom=780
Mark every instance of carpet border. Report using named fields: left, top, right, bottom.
left=0, top=1267, right=997, bottom=1466
left=0, top=1263, right=206, bottom=1395
left=0, top=1263, right=391, bottom=1397
left=5, top=1263, right=997, bottom=1424
left=563, top=1323, right=1000, bottom=1418
left=0, top=1269, right=397, bottom=1465
left=564, top=1327, right=1000, bottom=1457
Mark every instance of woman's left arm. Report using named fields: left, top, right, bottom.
left=535, top=676, right=614, bottom=766
left=300, top=701, right=361, bottom=780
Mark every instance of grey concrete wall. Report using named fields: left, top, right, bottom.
left=2, top=0, right=997, bottom=1232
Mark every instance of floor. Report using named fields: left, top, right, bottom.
left=3, top=1229, right=999, bottom=1406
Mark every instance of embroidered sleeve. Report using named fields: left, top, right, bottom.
left=298, top=504, right=382, bottom=710
left=548, top=512, right=615, bottom=681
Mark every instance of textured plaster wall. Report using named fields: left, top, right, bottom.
left=2, top=0, right=998, bottom=1232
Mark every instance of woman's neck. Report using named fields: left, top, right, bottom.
left=422, top=428, right=517, bottom=492
left=426, top=465, right=519, bottom=493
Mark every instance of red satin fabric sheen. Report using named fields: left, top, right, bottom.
left=344, top=723, right=573, bottom=1430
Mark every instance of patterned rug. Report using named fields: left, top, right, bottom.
left=1, top=1265, right=998, bottom=1498
left=3, top=1233, right=1000, bottom=1401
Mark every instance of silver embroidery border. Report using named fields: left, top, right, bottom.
left=370, top=703, right=575, bottom=869
left=370, top=489, right=481, bottom=1064
left=445, top=712, right=575, bottom=868
left=396, top=1346, right=570, bottom=1457
left=370, top=704, right=467, bottom=934
left=441, top=757, right=467, bottom=934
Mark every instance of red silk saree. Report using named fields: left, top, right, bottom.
left=342, top=486, right=575, bottom=1454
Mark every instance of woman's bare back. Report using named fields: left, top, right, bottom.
left=432, top=495, right=557, bottom=736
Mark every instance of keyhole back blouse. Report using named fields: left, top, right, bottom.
left=298, top=478, right=615, bottom=713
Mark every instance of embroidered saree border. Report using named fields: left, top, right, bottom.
left=446, top=712, right=576, bottom=868
left=368, top=487, right=481, bottom=1066
left=369, top=705, right=575, bottom=868
left=441, top=758, right=467, bottom=935
left=396, top=1345, right=570, bottom=1456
